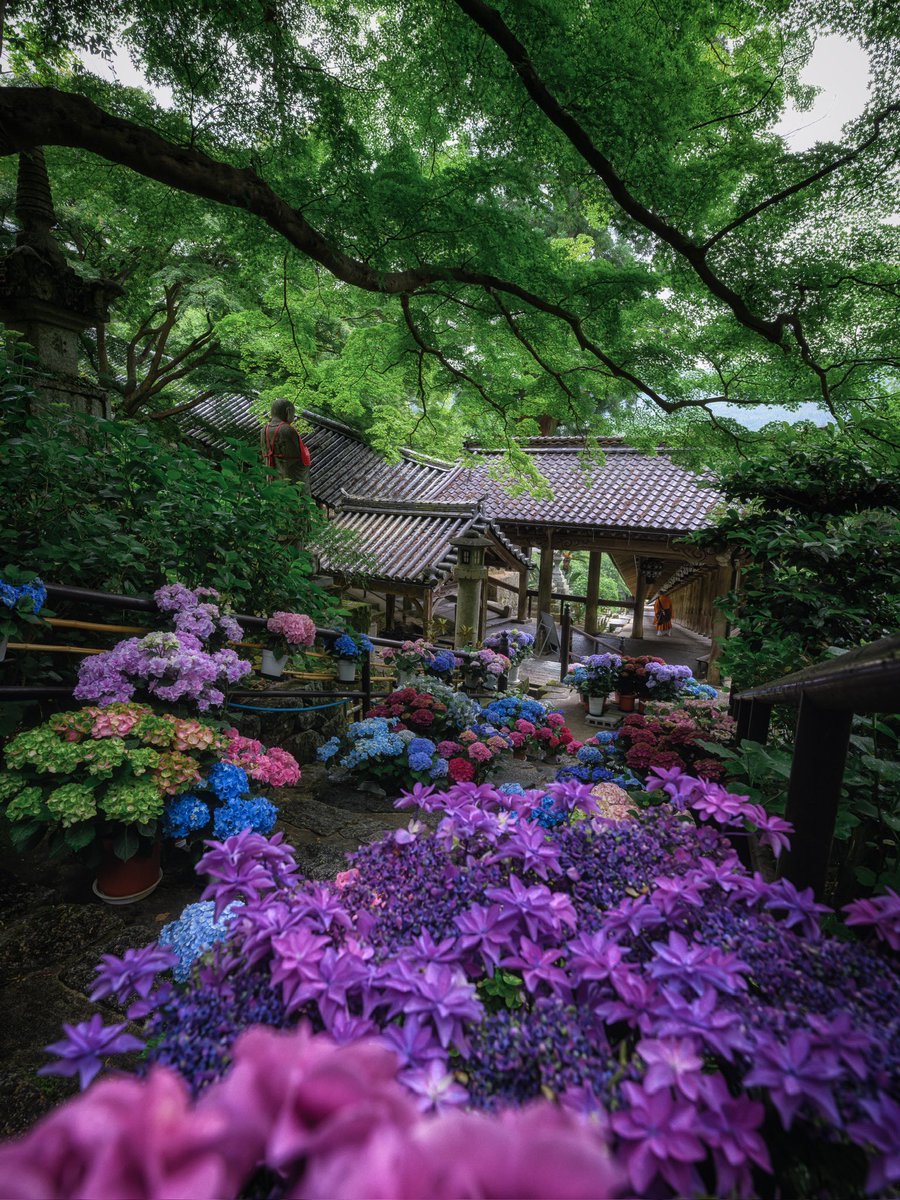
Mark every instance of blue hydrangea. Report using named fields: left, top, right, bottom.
left=212, top=795, right=278, bottom=840
left=499, top=782, right=526, bottom=795
left=317, top=737, right=341, bottom=762
left=408, top=737, right=436, bottom=756
left=409, top=752, right=434, bottom=772
left=162, top=793, right=211, bottom=838
left=427, top=650, right=457, bottom=675
left=333, top=632, right=372, bottom=659
left=159, top=900, right=244, bottom=981
left=429, top=758, right=449, bottom=779
left=530, top=794, right=568, bottom=829
left=0, top=576, right=46, bottom=614
left=206, top=761, right=249, bottom=802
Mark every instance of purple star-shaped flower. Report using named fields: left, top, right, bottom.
left=848, top=1092, right=900, bottom=1194
left=379, top=1015, right=446, bottom=1069
left=843, top=886, right=900, bottom=951
left=402, top=963, right=483, bottom=1052
left=502, top=937, right=571, bottom=998
left=650, top=987, right=749, bottom=1060
left=90, top=944, right=178, bottom=1003
left=454, top=902, right=517, bottom=974
left=490, top=821, right=562, bottom=880
left=400, top=1058, right=469, bottom=1112
left=270, top=926, right=332, bottom=1014
left=698, top=1073, right=771, bottom=1195
left=649, top=931, right=750, bottom=997
left=485, top=875, right=576, bottom=941
left=744, top=1029, right=844, bottom=1128
left=763, top=877, right=831, bottom=939
left=611, top=1081, right=706, bottom=1195
left=40, top=1014, right=144, bottom=1090
left=637, top=1036, right=705, bottom=1100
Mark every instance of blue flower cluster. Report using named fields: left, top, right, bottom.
left=682, top=679, right=719, bottom=700
left=317, top=716, right=450, bottom=781
left=426, top=649, right=457, bottom=676
left=207, top=762, right=250, bottom=802
left=530, top=794, right=569, bottom=829
left=317, top=736, right=341, bottom=762
left=0, top=575, right=46, bottom=614
left=163, top=794, right=211, bottom=839
left=332, top=632, right=373, bottom=660
left=408, top=736, right=437, bottom=772
left=483, top=695, right=551, bottom=728
left=212, top=796, right=277, bottom=839
left=159, top=900, right=244, bottom=982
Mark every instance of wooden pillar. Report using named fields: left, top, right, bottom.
left=537, top=534, right=554, bottom=618
left=422, top=588, right=433, bottom=637
left=781, top=696, right=852, bottom=899
left=384, top=593, right=396, bottom=630
left=516, top=557, right=529, bottom=623
left=631, top=560, right=648, bottom=639
left=707, top=561, right=734, bottom=685
left=477, top=572, right=489, bottom=643
left=585, top=550, right=602, bottom=636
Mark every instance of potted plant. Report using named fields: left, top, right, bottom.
left=642, top=660, right=694, bottom=702
left=483, top=629, right=534, bottom=685
left=0, top=704, right=289, bottom=902
left=382, top=640, right=458, bottom=685
left=328, top=630, right=373, bottom=682
left=567, top=652, right=621, bottom=715
left=74, top=629, right=252, bottom=713
left=463, top=647, right=510, bottom=692
left=0, top=566, right=50, bottom=661
left=262, top=610, right=316, bottom=677
left=614, top=654, right=666, bottom=711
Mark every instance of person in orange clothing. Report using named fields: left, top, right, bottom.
left=653, top=592, right=674, bottom=636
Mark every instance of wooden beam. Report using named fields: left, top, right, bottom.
left=585, top=550, right=602, bottom=636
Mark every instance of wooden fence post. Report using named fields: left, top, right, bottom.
left=559, top=605, right=571, bottom=681
left=780, top=694, right=852, bottom=899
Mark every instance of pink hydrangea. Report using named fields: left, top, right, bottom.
left=515, top=719, right=536, bottom=736
left=467, top=742, right=492, bottom=763
left=91, top=710, right=139, bottom=738
left=267, top=612, right=316, bottom=647
left=223, top=729, right=301, bottom=787
left=437, top=741, right=461, bottom=759
left=546, top=712, right=565, bottom=728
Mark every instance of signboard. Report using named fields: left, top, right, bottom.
left=535, top=611, right=560, bottom=656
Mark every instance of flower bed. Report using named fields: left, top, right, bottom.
left=14, top=768, right=900, bottom=1198
left=382, top=639, right=458, bottom=679
left=0, top=703, right=296, bottom=861
left=481, top=694, right=575, bottom=758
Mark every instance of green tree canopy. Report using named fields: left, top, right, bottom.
left=1, top=0, right=898, bottom=450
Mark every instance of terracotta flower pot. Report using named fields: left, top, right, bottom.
left=94, top=838, right=162, bottom=905
left=513, top=749, right=527, bottom=760
left=617, top=693, right=636, bottom=713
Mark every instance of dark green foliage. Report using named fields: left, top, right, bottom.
left=0, top=366, right=343, bottom=619
left=696, top=423, right=900, bottom=688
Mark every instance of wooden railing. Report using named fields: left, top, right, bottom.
left=0, top=582, right=487, bottom=716
left=732, top=635, right=900, bottom=899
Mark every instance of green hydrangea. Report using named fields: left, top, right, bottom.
left=5, top=786, right=46, bottom=822
left=133, top=713, right=178, bottom=748
left=4, top=726, right=84, bottom=774
left=124, top=747, right=161, bottom=776
left=80, top=738, right=128, bottom=777
left=0, top=771, right=28, bottom=802
left=46, top=783, right=97, bottom=827
left=99, top=777, right=164, bottom=824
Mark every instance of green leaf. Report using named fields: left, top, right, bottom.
left=113, top=827, right=141, bottom=861
left=63, top=824, right=96, bottom=852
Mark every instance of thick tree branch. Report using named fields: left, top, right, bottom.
left=149, top=388, right=217, bottom=421
left=702, top=101, right=900, bottom=250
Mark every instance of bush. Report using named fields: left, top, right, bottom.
left=0, top=367, right=344, bottom=620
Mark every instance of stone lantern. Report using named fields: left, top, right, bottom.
left=0, top=149, right=122, bottom=415
left=450, top=529, right=492, bottom=648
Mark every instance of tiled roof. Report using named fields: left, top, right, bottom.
left=318, top=497, right=528, bottom=585
left=437, top=443, right=720, bottom=535
left=301, top=413, right=455, bottom=507
left=171, top=398, right=719, bottom=537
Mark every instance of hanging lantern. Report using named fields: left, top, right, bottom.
left=640, top=557, right=665, bottom=583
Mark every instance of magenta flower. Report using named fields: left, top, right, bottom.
left=491, top=820, right=562, bottom=880
left=454, top=902, right=518, bottom=973
left=611, top=1080, right=705, bottom=1194
left=650, top=987, right=749, bottom=1060
left=698, top=1073, right=771, bottom=1197
left=40, top=1014, right=144, bottom=1090
left=485, top=875, right=576, bottom=941
left=270, top=926, right=332, bottom=1014
left=379, top=1016, right=446, bottom=1069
